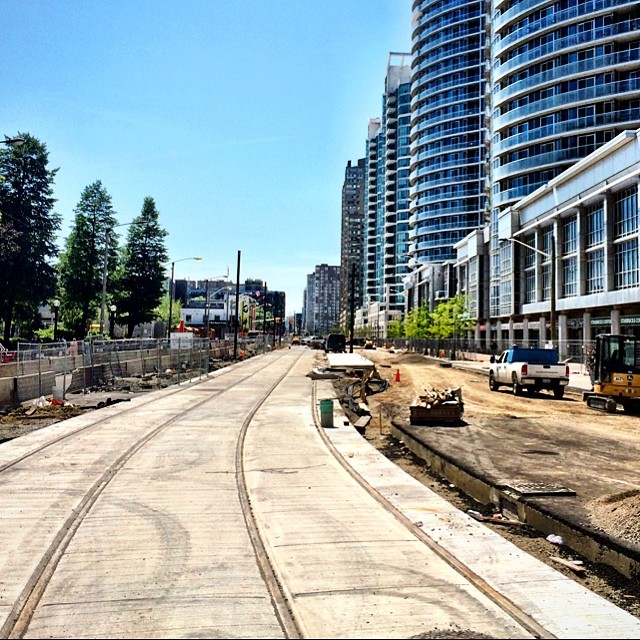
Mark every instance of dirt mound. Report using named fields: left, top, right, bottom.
left=587, top=489, right=640, bottom=545
left=391, top=351, right=428, bottom=365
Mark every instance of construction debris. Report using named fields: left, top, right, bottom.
left=467, top=510, right=524, bottom=526
left=550, top=556, right=587, bottom=574
left=415, top=386, right=463, bottom=407
left=410, top=387, right=464, bottom=425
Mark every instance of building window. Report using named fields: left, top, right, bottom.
left=586, top=248, right=604, bottom=294
left=562, top=216, right=577, bottom=297
left=524, top=268, right=536, bottom=303
left=562, top=215, right=577, bottom=254
left=562, top=256, right=578, bottom=297
left=615, top=239, right=639, bottom=289
left=542, top=263, right=551, bottom=302
left=490, top=284, right=500, bottom=317
left=586, top=202, right=604, bottom=248
left=614, top=187, right=638, bottom=238
left=523, top=236, right=536, bottom=269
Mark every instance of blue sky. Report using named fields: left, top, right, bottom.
left=1, top=1, right=412, bottom=316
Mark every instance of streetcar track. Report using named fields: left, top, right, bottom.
left=310, top=380, right=555, bottom=640
left=1, top=351, right=304, bottom=639
left=235, top=351, right=304, bottom=639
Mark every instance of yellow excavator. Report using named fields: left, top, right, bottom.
left=584, top=333, right=640, bottom=413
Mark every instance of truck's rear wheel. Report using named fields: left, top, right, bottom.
left=512, top=374, right=522, bottom=395
left=553, top=386, right=564, bottom=399
left=489, top=373, right=499, bottom=391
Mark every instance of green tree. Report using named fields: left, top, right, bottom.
left=0, top=134, right=61, bottom=341
left=154, top=294, right=180, bottom=327
left=387, top=320, right=404, bottom=339
left=58, top=181, right=117, bottom=337
left=404, top=303, right=431, bottom=339
left=428, top=295, right=475, bottom=341
left=114, top=197, right=168, bottom=337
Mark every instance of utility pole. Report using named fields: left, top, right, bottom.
left=204, top=279, right=210, bottom=338
left=233, top=251, right=241, bottom=360
left=263, top=282, right=268, bottom=347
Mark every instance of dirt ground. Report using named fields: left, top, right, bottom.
left=325, top=347, right=640, bottom=620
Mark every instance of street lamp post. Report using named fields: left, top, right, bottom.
left=1, top=136, right=25, bottom=148
left=0, top=136, right=25, bottom=147
left=52, top=299, right=60, bottom=342
left=167, top=257, right=202, bottom=340
left=204, top=279, right=210, bottom=338
left=109, top=304, right=117, bottom=339
left=508, top=234, right=556, bottom=346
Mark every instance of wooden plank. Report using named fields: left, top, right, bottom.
left=550, top=556, right=587, bottom=573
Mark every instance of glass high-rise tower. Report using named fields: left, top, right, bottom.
left=408, top=0, right=489, bottom=268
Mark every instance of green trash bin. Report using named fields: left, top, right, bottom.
left=319, top=399, right=334, bottom=427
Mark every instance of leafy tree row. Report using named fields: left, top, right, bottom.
left=0, top=133, right=169, bottom=342
left=339, top=295, right=475, bottom=341
left=403, top=295, right=474, bottom=340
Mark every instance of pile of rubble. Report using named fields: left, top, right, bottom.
left=414, top=386, right=463, bottom=409
left=410, top=387, right=464, bottom=426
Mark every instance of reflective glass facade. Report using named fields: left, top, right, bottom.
left=409, top=0, right=489, bottom=267
left=364, top=56, right=411, bottom=315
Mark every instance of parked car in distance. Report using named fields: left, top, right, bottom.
left=325, top=333, right=346, bottom=353
left=291, top=336, right=301, bottom=345
left=309, top=336, right=325, bottom=349
left=364, top=338, right=376, bottom=350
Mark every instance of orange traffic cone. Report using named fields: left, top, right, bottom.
left=395, top=369, right=400, bottom=382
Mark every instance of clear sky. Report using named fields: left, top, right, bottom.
left=1, top=1, right=412, bottom=317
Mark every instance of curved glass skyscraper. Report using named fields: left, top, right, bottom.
left=409, top=0, right=489, bottom=268
left=491, top=0, right=640, bottom=210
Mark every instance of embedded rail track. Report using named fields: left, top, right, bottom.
left=0, top=348, right=637, bottom=638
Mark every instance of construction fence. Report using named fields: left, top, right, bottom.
left=0, top=335, right=274, bottom=409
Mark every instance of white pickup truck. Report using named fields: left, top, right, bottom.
left=489, top=346, right=570, bottom=398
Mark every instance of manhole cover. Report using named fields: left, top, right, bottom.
left=502, top=481, right=575, bottom=497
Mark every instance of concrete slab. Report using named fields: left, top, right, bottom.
left=326, top=352, right=375, bottom=370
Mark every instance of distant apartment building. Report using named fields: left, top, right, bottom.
left=362, top=53, right=412, bottom=337
left=304, top=264, right=341, bottom=335
left=364, top=116, right=383, bottom=318
left=339, top=158, right=366, bottom=329
left=175, top=278, right=285, bottom=338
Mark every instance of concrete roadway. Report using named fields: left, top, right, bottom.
left=0, top=348, right=639, bottom=638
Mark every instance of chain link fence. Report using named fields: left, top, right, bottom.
left=1, top=336, right=277, bottom=408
